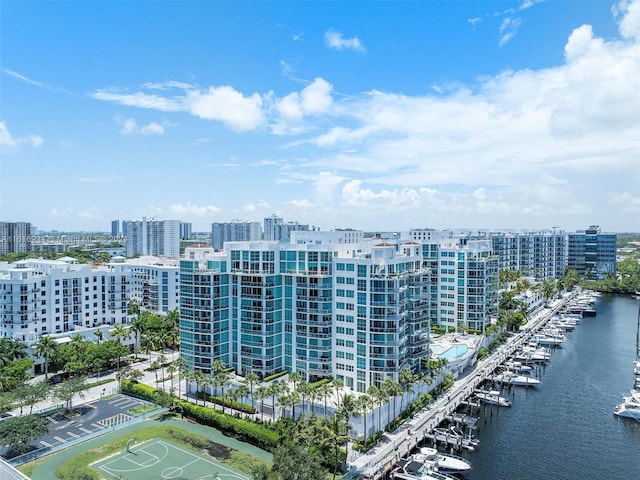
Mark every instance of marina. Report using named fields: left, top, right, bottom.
left=348, top=292, right=640, bottom=480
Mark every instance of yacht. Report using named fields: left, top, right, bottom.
left=411, top=447, right=472, bottom=474
left=614, top=389, right=640, bottom=421
left=494, top=369, right=541, bottom=387
left=474, top=389, right=511, bottom=407
left=389, top=459, right=459, bottom=480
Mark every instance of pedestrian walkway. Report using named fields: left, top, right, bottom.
left=11, top=351, right=180, bottom=417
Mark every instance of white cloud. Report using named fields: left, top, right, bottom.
left=324, top=29, right=366, bottom=52
left=92, top=90, right=185, bottom=111
left=614, top=0, right=640, bottom=41
left=499, top=17, right=522, bottom=46
left=119, top=118, right=165, bottom=136
left=187, top=86, right=264, bottom=132
left=276, top=78, right=334, bottom=120
left=78, top=207, right=101, bottom=218
left=75, top=176, right=114, bottom=183
left=168, top=203, right=221, bottom=217
left=0, top=121, right=43, bottom=152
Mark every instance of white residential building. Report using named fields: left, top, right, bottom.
left=111, top=256, right=180, bottom=314
left=122, top=217, right=181, bottom=257
left=0, top=258, right=132, bottom=375
left=211, top=220, right=262, bottom=250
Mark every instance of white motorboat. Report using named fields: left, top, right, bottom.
left=494, top=370, right=540, bottom=387
left=614, top=389, right=640, bottom=420
left=389, top=459, right=459, bottom=480
left=412, top=447, right=472, bottom=474
left=474, top=389, right=511, bottom=407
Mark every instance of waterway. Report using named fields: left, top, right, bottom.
left=457, top=294, right=640, bottom=479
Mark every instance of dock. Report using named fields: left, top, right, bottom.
left=345, top=291, right=581, bottom=480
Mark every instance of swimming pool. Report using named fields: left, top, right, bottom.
left=439, top=344, right=469, bottom=359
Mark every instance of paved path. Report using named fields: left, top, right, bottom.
left=9, top=351, right=180, bottom=417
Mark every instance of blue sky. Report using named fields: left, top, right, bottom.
left=1, top=0, right=639, bottom=233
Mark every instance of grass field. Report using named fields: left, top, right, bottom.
left=91, top=438, right=249, bottom=480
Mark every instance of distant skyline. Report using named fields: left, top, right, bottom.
left=1, top=0, right=639, bottom=233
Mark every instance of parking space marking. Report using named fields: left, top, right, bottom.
left=53, top=436, right=67, bottom=443
left=67, top=431, right=79, bottom=438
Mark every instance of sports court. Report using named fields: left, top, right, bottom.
left=91, top=438, right=249, bottom=480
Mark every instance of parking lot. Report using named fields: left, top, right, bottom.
left=36, top=394, right=152, bottom=450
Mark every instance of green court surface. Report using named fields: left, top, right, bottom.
left=91, top=438, right=249, bottom=480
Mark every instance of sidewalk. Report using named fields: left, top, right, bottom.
left=10, top=350, right=180, bottom=416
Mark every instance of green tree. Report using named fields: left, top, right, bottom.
left=173, top=357, right=188, bottom=400
left=53, top=376, right=87, bottom=411
left=243, top=371, right=260, bottom=410
left=319, top=414, right=350, bottom=480
left=272, top=439, right=327, bottom=480
left=0, top=358, right=34, bottom=392
left=14, top=380, right=50, bottom=415
left=398, top=367, right=415, bottom=414
left=0, top=415, right=49, bottom=454
left=110, top=324, right=130, bottom=372
left=33, top=335, right=58, bottom=379
left=255, top=385, right=269, bottom=422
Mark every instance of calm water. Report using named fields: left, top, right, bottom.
left=458, top=295, right=640, bottom=480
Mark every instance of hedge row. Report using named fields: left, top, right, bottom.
left=263, top=370, right=288, bottom=382
left=195, top=391, right=256, bottom=414
left=121, top=381, right=279, bottom=451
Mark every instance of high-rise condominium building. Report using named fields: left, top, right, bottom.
left=568, top=225, right=617, bottom=280
left=0, top=221, right=32, bottom=254
left=263, top=215, right=310, bottom=242
left=180, top=222, right=193, bottom=240
left=179, top=237, right=430, bottom=392
left=211, top=220, right=261, bottom=250
left=111, top=256, right=180, bottom=314
left=122, top=217, right=181, bottom=257
left=111, top=220, right=120, bottom=237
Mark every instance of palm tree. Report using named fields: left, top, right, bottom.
left=129, top=315, right=145, bottom=359
left=307, top=384, right=321, bottom=416
left=541, top=279, right=557, bottom=305
left=267, top=382, right=282, bottom=419
left=236, top=384, right=250, bottom=417
left=355, top=394, right=373, bottom=441
left=33, top=335, right=58, bottom=379
left=167, top=362, right=177, bottom=394
left=110, top=324, right=130, bottom=372
left=332, top=378, right=345, bottom=412
left=193, top=370, right=208, bottom=406
left=320, top=414, right=350, bottom=480
left=383, top=377, right=402, bottom=430
left=243, top=371, right=260, bottom=410
left=254, top=385, right=269, bottom=422
left=173, top=357, right=188, bottom=400
left=151, top=359, right=161, bottom=390
left=297, top=380, right=310, bottom=417
left=157, top=354, right=168, bottom=391
left=398, top=367, right=415, bottom=414
left=213, top=371, right=230, bottom=412
left=0, top=338, right=27, bottom=365
left=94, top=328, right=104, bottom=345
left=317, top=382, right=332, bottom=417
left=367, top=384, right=382, bottom=433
